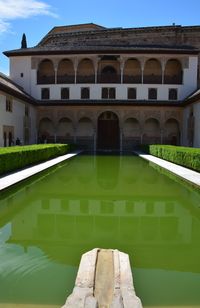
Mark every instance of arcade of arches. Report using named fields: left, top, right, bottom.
left=37, top=57, right=183, bottom=85
left=38, top=108, right=181, bottom=150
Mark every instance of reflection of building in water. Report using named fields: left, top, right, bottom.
left=8, top=196, right=199, bottom=246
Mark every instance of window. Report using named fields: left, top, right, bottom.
left=25, top=105, right=29, bottom=116
left=81, top=87, right=90, bottom=99
left=148, top=88, right=157, bottom=100
left=101, top=87, right=116, bottom=99
left=128, top=88, right=136, bottom=99
left=6, top=97, right=13, bottom=112
left=168, top=88, right=178, bottom=100
left=61, top=87, right=69, bottom=100
left=41, top=88, right=50, bottom=100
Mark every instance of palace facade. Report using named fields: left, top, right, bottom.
left=1, top=23, right=200, bottom=149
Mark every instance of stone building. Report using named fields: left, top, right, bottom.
left=2, top=23, right=200, bottom=150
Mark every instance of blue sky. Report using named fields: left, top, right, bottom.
left=0, top=0, right=200, bottom=75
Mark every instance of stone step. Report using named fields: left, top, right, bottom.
left=62, top=248, right=142, bottom=308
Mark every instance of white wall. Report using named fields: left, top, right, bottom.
left=10, top=56, right=32, bottom=93
left=0, top=92, right=37, bottom=147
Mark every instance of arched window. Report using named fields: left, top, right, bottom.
left=164, top=59, right=182, bottom=84
left=37, top=59, right=55, bottom=84
left=144, top=59, right=162, bottom=84
left=77, top=59, right=95, bottom=83
left=57, top=59, right=74, bottom=84
left=123, top=59, right=142, bottom=83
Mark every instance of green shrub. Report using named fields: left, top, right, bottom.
left=140, top=145, right=200, bottom=172
left=0, top=144, right=71, bottom=175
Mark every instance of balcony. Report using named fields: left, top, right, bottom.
left=143, top=75, right=162, bottom=84
left=123, top=75, right=142, bottom=84
left=57, top=75, right=75, bottom=84
left=164, top=75, right=182, bottom=85
left=77, top=75, right=95, bottom=83
left=98, top=74, right=121, bottom=84
left=37, top=75, right=55, bottom=85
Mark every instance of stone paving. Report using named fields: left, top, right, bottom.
left=0, top=152, right=78, bottom=191
left=134, top=151, right=200, bottom=187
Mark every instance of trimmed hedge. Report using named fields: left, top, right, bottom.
left=0, top=144, right=71, bottom=175
left=141, top=144, right=200, bottom=172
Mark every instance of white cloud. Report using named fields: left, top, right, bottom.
left=0, top=0, right=57, bottom=33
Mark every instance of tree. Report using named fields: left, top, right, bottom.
left=21, top=33, right=27, bottom=49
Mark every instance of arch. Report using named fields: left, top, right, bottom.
left=98, top=57, right=120, bottom=83
left=143, top=59, right=162, bottom=84
left=57, top=59, right=74, bottom=84
left=164, top=118, right=180, bottom=145
left=123, top=118, right=140, bottom=137
left=77, top=117, right=94, bottom=137
left=97, top=111, right=120, bottom=150
left=123, top=59, right=142, bottom=83
left=57, top=118, right=74, bottom=143
left=38, top=117, right=54, bottom=143
left=37, top=59, right=55, bottom=84
left=143, top=118, right=160, bottom=144
left=77, top=59, right=95, bottom=83
left=164, top=59, right=182, bottom=84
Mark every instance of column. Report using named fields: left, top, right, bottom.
left=161, top=58, right=166, bottom=84
left=93, top=130, right=96, bottom=152
left=74, top=126, right=77, bottom=144
left=94, top=58, right=99, bottom=84
left=73, top=58, right=78, bottom=84
left=120, top=58, right=125, bottom=84
left=120, top=129, right=123, bottom=152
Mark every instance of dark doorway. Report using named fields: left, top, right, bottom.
left=97, top=111, right=120, bottom=150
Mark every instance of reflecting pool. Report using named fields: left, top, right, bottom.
left=0, top=154, right=200, bottom=308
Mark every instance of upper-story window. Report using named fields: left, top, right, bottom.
left=168, top=88, right=178, bottom=100
left=25, top=105, right=29, bottom=116
left=81, top=87, right=90, bottom=99
left=102, top=87, right=116, bottom=99
left=148, top=88, right=157, bottom=100
left=6, top=97, right=13, bottom=112
left=41, top=88, right=50, bottom=100
left=61, top=88, right=69, bottom=100
left=127, top=88, right=137, bottom=99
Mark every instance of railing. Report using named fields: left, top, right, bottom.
left=164, top=75, right=182, bottom=84
left=77, top=75, right=95, bottom=83
left=123, top=75, right=142, bottom=84
left=37, top=75, right=55, bottom=84
left=98, top=74, right=121, bottom=84
left=143, top=75, right=162, bottom=84
left=57, top=75, right=75, bottom=84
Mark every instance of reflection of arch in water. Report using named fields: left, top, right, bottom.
left=97, top=111, right=120, bottom=150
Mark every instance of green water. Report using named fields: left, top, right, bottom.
left=0, top=154, right=200, bottom=308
